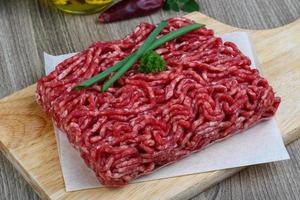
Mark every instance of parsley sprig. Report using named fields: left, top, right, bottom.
left=163, top=0, right=200, bottom=12
left=139, top=51, right=166, bottom=73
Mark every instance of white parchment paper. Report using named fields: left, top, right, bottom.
left=44, top=32, right=289, bottom=192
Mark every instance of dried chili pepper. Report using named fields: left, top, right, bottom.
left=99, top=0, right=164, bottom=23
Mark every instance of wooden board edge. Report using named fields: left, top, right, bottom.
left=0, top=84, right=37, bottom=103
left=172, top=167, right=245, bottom=200
left=186, top=12, right=300, bottom=32
left=0, top=139, right=50, bottom=200
left=0, top=83, right=51, bottom=199
left=174, top=127, right=300, bottom=200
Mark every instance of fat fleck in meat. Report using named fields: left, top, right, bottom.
left=36, top=17, right=280, bottom=186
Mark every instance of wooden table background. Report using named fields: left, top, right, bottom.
left=0, top=0, right=300, bottom=199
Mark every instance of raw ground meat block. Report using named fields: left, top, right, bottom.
left=36, top=17, right=280, bottom=187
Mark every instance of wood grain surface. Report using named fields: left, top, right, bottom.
left=0, top=0, right=300, bottom=200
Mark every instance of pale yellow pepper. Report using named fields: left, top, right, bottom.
left=85, top=0, right=112, bottom=5
left=53, top=0, right=68, bottom=5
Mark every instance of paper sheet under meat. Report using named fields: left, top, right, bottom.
left=44, top=32, right=289, bottom=192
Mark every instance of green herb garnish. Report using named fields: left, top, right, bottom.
left=101, top=20, right=168, bottom=92
left=163, top=0, right=200, bottom=12
left=139, top=51, right=166, bottom=73
left=73, top=22, right=205, bottom=91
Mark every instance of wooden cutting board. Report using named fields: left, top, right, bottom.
left=0, top=12, right=300, bottom=200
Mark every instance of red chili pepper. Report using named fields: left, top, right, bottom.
left=99, top=0, right=164, bottom=23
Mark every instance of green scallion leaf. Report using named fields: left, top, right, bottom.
left=73, top=21, right=205, bottom=91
